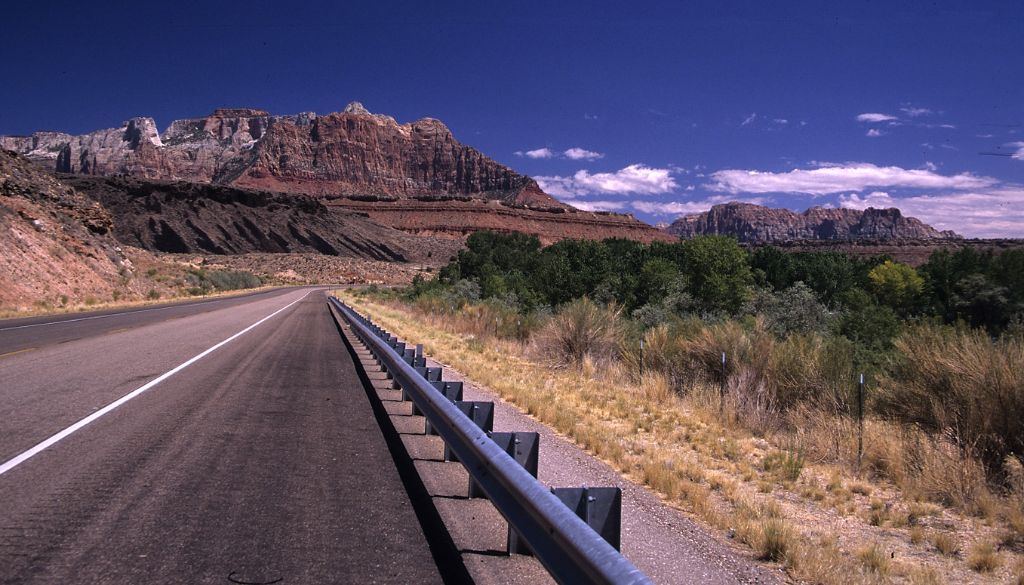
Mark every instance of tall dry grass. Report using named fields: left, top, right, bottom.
left=528, top=298, right=624, bottom=368
left=876, top=323, right=1024, bottom=473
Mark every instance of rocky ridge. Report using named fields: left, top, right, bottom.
left=2, top=102, right=557, bottom=206
left=664, top=202, right=960, bottom=242
left=1, top=102, right=667, bottom=243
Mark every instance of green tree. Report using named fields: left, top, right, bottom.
left=531, top=239, right=614, bottom=306
left=750, top=246, right=797, bottom=291
left=868, top=260, right=924, bottom=312
left=680, top=235, right=752, bottom=314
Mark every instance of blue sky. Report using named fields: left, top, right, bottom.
left=2, top=1, right=1022, bottom=237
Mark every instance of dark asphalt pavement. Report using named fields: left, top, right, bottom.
left=0, top=288, right=297, bottom=357
left=0, top=289, right=443, bottom=584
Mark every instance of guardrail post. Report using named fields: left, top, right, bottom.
left=510, top=487, right=622, bottom=555
left=425, top=382, right=464, bottom=434
left=470, top=432, right=539, bottom=498
left=410, top=367, right=443, bottom=412
left=444, top=402, right=494, bottom=462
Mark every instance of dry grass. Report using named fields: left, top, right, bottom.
left=933, top=531, right=960, bottom=557
left=877, top=323, right=1024, bottom=474
left=529, top=298, right=623, bottom=368
left=340, top=293, right=1024, bottom=585
left=856, top=543, right=891, bottom=575
left=906, top=566, right=943, bottom=585
left=967, top=542, right=1000, bottom=573
left=754, top=518, right=795, bottom=562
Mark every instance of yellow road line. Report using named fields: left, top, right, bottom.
left=0, top=347, right=36, bottom=359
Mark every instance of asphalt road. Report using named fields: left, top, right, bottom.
left=0, top=288, right=298, bottom=357
left=0, top=288, right=443, bottom=584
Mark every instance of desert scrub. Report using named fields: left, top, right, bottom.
left=933, top=531, right=960, bottom=556
left=754, top=517, right=795, bottom=562
left=876, top=323, right=1024, bottom=473
left=529, top=298, right=623, bottom=368
left=967, top=542, right=1000, bottom=573
left=341, top=292, right=1024, bottom=585
left=762, top=446, right=804, bottom=482
left=856, top=543, right=891, bottom=575
left=185, top=269, right=261, bottom=294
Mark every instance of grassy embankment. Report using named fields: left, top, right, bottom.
left=339, top=290, right=1024, bottom=585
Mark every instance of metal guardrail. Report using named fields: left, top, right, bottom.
left=329, top=297, right=652, bottom=585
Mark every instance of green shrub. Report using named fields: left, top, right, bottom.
left=185, top=269, right=261, bottom=293
left=747, top=282, right=833, bottom=337
left=763, top=446, right=804, bottom=482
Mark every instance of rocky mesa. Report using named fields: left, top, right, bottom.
left=2, top=102, right=667, bottom=244
left=664, top=202, right=960, bottom=242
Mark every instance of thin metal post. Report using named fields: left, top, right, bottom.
left=638, top=339, right=644, bottom=378
left=857, top=373, right=865, bottom=475
left=719, top=352, right=726, bottom=417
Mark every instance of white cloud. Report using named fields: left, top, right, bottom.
left=584, top=113, right=599, bottom=121
left=518, top=147, right=554, bottom=159
left=563, top=147, right=604, bottom=161
left=630, top=195, right=770, bottom=216
left=857, top=112, right=899, bottom=123
left=741, top=113, right=757, bottom=126
left=570, top=200, right=627, bottom=212
left=537, top=164, right=678, bottom=198
left=923, top=161, right=938, bottom=171
left=900, top=107, right=933, bottom=117
left=866, top=128, right=884, bottom=138
left=773, top=118, right=789, bottom=125
left=838, top=187, right=1024, bottom=238
left=1010, top=142, right=1024, bottom=161
left=707, top=163, right=996, bottom=196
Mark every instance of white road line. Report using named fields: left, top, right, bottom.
left=0, top=290, right=279, bottom=332
left=0, top=289, right=314, bottom=477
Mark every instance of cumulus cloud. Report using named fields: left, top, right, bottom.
left=838, top=187, right=1024, bottom=238
left=537, top=164, right=678, bottom=198
left=516, top=148, right=554, bottom=159
left=857, top=113, right=899, bottom=123
left=563, top=147, right=604, bottom=161
left=707, top=163, right=995, bottom=196
left=1010, top=141, right=1024, bottom=160
left=866, top=128, right=884, bottom=138
left=629, top=195, right=770, bottom=216
left=570, top=200, right=627, bottom=212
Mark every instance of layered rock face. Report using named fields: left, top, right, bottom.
left=64, top=175, right=462, bottom=262
left=3, top=102, right=667, bottom=244
left=665, top=202, right=960, bottom=242
left=4, top=102, right=558, bottom=207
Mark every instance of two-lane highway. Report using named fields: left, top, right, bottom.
left=0, top=289, right=443, bottom=583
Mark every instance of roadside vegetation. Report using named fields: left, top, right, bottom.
left=340, top=231, right=1024, bottom=584
left=1, top=266, right=265, bottom=319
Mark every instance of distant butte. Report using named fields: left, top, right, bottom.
left=663, top=202, right=960, bottom=242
